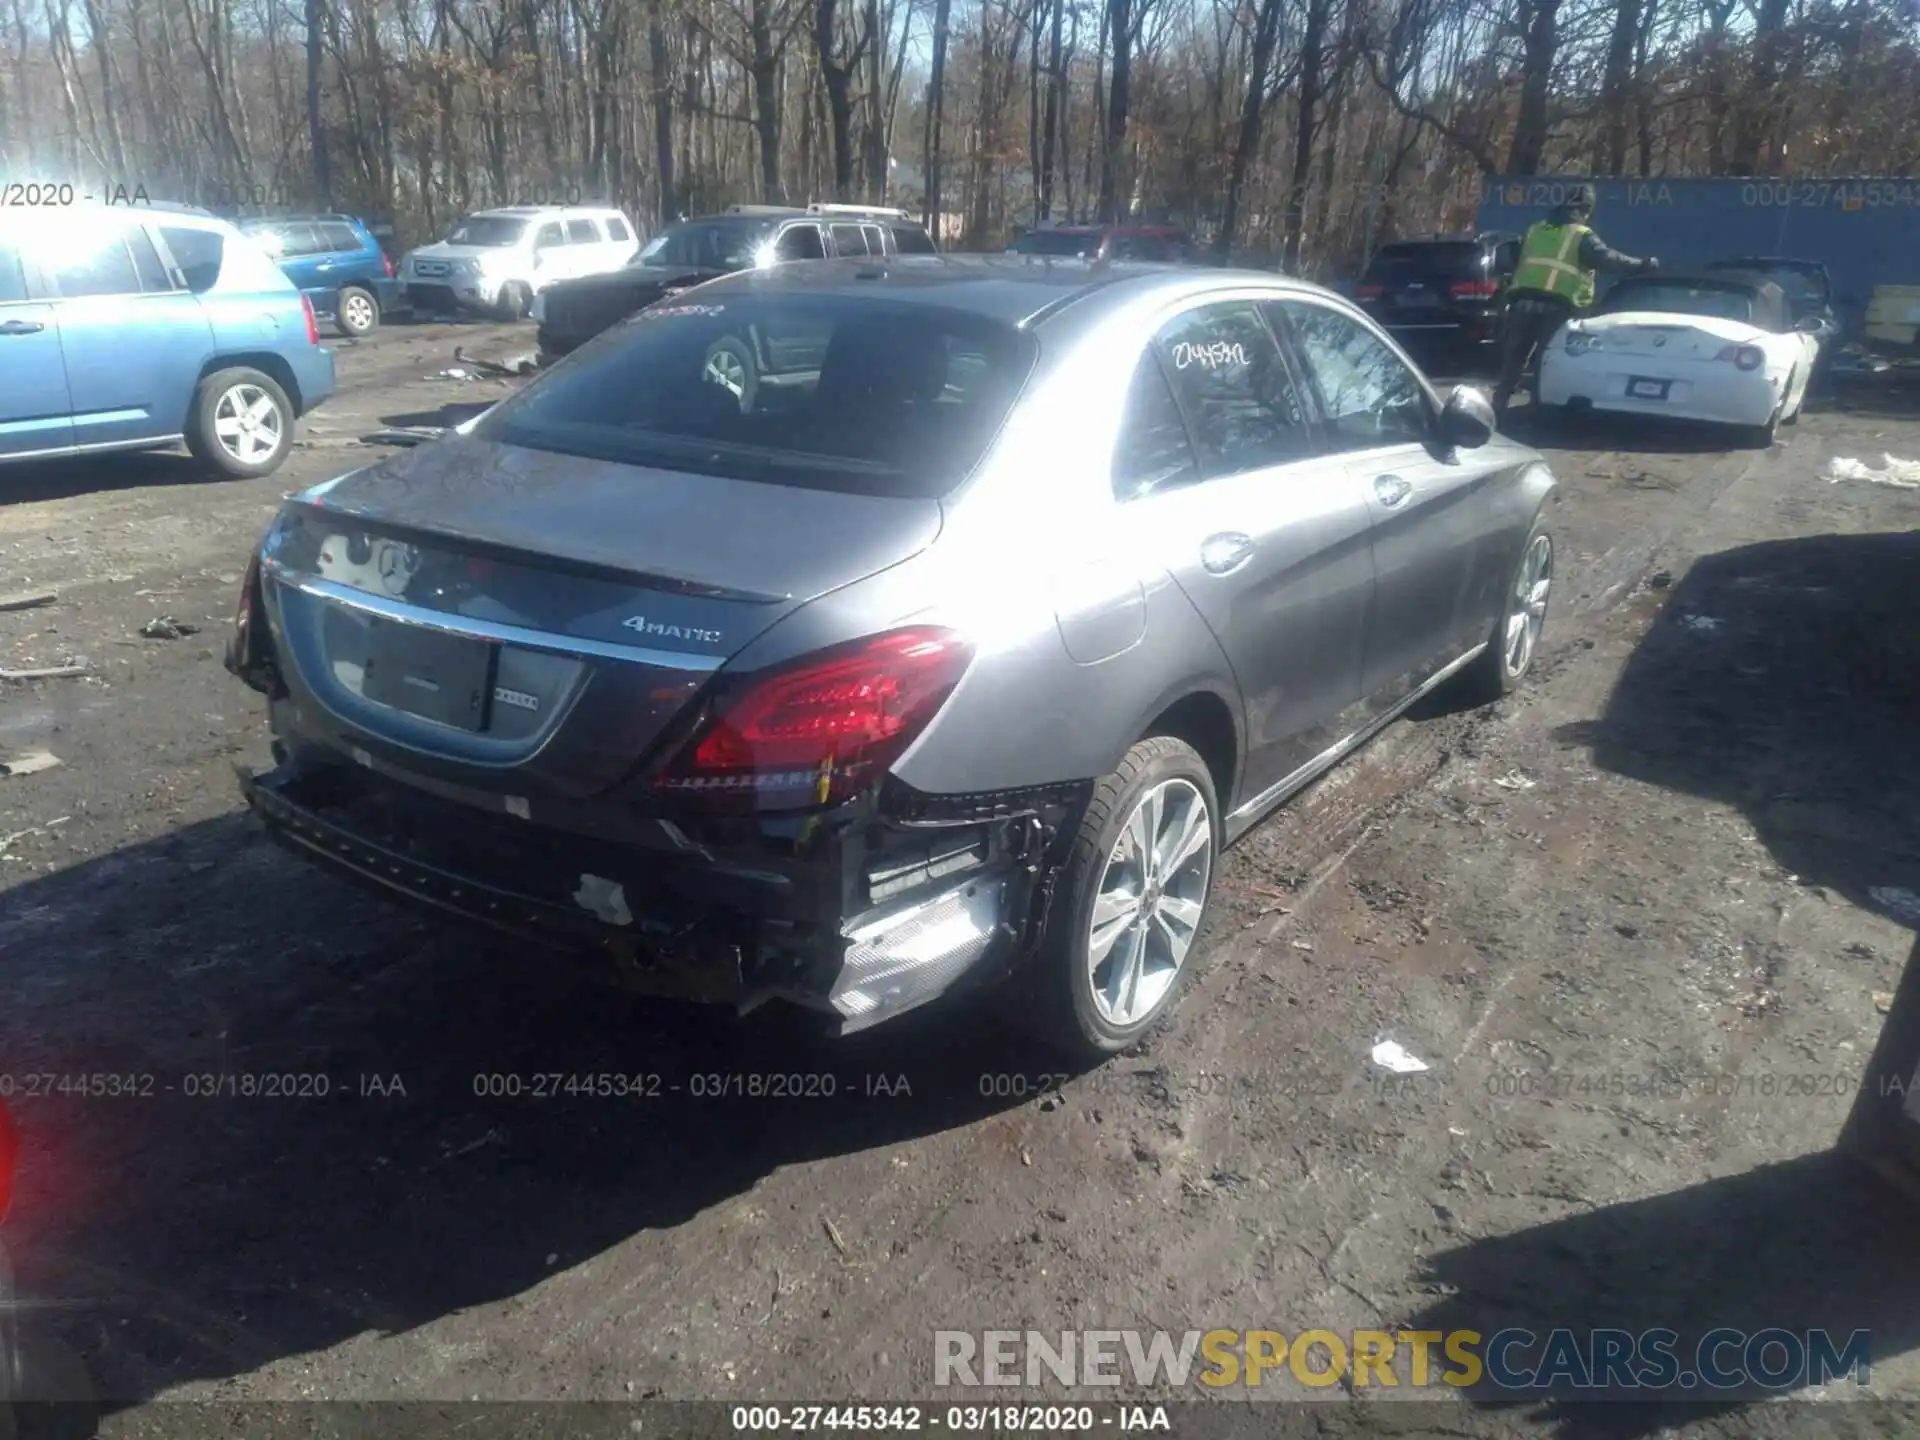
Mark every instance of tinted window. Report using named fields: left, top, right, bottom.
left=1113, top=355, right=1197, bottom=499
left=1597, top=280, right=1755, bottom=324
left=477, top=297, right=1036, bottom=499
left=319, top=221, right=362, bottom=253
left=0, top=243, right=25, bottom=303
left=774, top=225, right=825, bottom=261
left=1009, top=229, right=1098, bottom=258
left=1110, top=234, right=1176, bottom=262
left=447, top=215, right=529, bottom=247
left=1273, top=301, right=1430, bottom=453
left=1366, top=242, right=1484, bottom=279
left=160, top=226, right=224, bottom=293
left=126, top=226, right=175, bottom=292
left=891, top=226, right=937, bottom=255
left=51, top=234, right=142, bottom=298
left=861, top=224, right=889, bottom=255
left=829, top=223, right=869, bottom=256
left=1153, top=302, right=1312, bottom=476
left=607, top=216, right=633, bottom=243
left=566, top=218, right=600, bottom=244
left=641, top=220, right=773, bottom=269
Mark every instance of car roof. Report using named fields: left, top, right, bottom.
left=1620, top=268, right=1776, bottom=292
left=686, top=252, right=1324, bottom=328
left=1707, top=256, right=1828, bottom=273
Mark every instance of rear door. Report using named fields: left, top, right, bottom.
left=1115, top=295, right=1377, bottom=804
left=268, top=222, right=332, bottom=306
left=316, top=219, right=375, bottom=291
left=43, top=217, right=215, bottom=449
left=564, top=216, right=604, bottom=278
left=529, top=220, right=567, bottom=289
left=1269, top=297, right=1500, bottom=712
left=0, top=235, right=72, bottom=458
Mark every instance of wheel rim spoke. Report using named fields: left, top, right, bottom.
left=1155, top=796, right=1208, bottom=880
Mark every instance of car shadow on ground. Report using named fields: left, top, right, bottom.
left=1498, top=406, right=1759, bottom=456
left=0, top=812, right=1119, bottom=1408
left=1402, top=530, right=1920, bottom=1437
left=0, top=451, right=233, bottom=506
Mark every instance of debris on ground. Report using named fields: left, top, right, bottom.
left=822, top=1217, right=850, bottom=1256
left=0, top=660, right=88, bottom=681
left=434, top=366, right=474, bottom=381
left=1876, top=992, right=1897, bottom=1014
left=0, top=816, right=69, bottom=856
left=1493, top=770, right=1537, bottom=791
left=0, top=590, right=56, bottom=612
left=1823, top=454, right=1920, bottom=488
left=363, top=426, right=447, bottom=448
left=140, top=617, right=202, bottom=640
left=1869, top=886, right=1920, bottom=925
left=452, top=346, right=540, bottom=378
left=1370, top=1039, right=1431, bottom=1074
left=1680, top=614, right=1723, bottom=633
left=1647, top=569, right=1674, bottom=589
left=0, top=749, right=62, bottom=779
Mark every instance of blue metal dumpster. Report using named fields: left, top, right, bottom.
left=1477, top=176, right=1920, bottom=327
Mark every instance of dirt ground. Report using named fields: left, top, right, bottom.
left=4, top=317, right=1920, bottom=1439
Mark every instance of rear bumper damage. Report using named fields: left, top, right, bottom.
left=240, top=733, right=1085, bottom=1034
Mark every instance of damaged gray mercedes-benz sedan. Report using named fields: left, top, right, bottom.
left=226, top=254, right=1557, bottom=1056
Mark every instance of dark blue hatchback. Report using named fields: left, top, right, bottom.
left=239, top=214, right=401, bottom=337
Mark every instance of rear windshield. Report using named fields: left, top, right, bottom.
left=1009, top=230, right=1099, bottom=258
left=475, top=296, right=1038, bottom=498
left=446, top=215, right=527, bottom=247
left=1366, top=242, right=1483, bottom=278
left=638, top=220, right=775, bottom=270
left=1599, top=280, right=1755, bottom=324
left=1710, top=261, right=1828, bottom=302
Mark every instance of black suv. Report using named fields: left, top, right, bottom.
left=1354, top=232, right=1520, bottom=361
left=533, top=203, right=938, bottom=358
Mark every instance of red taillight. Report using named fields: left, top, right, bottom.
left=1450, top=279, right=1499, bottom=298
left=382, top=251, right=396, bottom=278
left=0, top=1099, right=16, bottom=1223
left=653, top=627, right=974, bottom=809
left=1356, top=283, right=1385, bottom=300
left=301, top=294, right=321, bottom=345
left=1714, top=344, right=1765, bottom=371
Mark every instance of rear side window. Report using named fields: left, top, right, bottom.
left=319, top=221, right=362, bottom=253
left=1152, top=301, right=1313, bottom=477
left=1113, top=355, right=1197, bottom=499
left=1111, top=234, right=1177, bottom=262
left=478, top=296, right=1037, bottom=499
left=160, top=226, right=225, bottom=293
left=891, top=226, right=936, bottom=255
left=829, top=223, right=869, bottom=256
left=126, top=226, right=175, bottom=292
left=50, top=234, right=142, bottom=298
left=272, top=223, right=328, bottom=258
left=606, top=216, right=633, bottom=243
left=566, top=218, right=600, bottom=244
left=0, top=242, right=25, bottom=303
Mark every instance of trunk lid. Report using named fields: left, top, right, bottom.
left=1580, top=311, right=1762, bottom=360
left=261, top=437, right=942, bottom=798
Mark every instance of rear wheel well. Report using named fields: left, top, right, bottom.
left=1139, top=693, right=1238, bottom=813
left=198, top=353, right=304, bottom=415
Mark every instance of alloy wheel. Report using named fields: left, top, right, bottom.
left=1504, top=532, right=1553, bottom=677
left=342, top=292, right=376, bottom=331
left=212, top=384, right=284, bottom=467
left=1086, top=778, right=1213, bottom=1028
left=704, top=348, right=749, bottom=400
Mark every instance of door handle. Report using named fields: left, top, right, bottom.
left=0, top=319, right=45, bottom=336
left=1373, top=473, right=1413, bottom=507
left=1201, top=532, right=1255, bottom=576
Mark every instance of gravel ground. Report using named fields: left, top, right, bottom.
left=4, top=321, right=1920, bottom=1438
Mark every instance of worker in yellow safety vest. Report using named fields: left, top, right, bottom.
left=1494, top=186, right=1659, bottom=417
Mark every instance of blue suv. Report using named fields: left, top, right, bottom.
left=0, top=205, right=336, bottom=479
left=238, top=213, right=400, bottom=337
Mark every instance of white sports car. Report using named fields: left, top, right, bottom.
left=1536, top=269, right=1825, bottom=447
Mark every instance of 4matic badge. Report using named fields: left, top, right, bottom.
left=622, top=615, right=724, bottom=645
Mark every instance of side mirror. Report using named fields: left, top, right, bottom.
left=1440, top=385, right=1497, bottom=448
left=1795, top=315, right=1826, bottom=334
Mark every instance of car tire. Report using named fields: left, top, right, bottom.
left=1458, top=519, right=1553, bottom=704
left=335, top=285, right=379, bottom=337
left=1025, top=736, right=1220, bottom=1060
left=703, top=335, right=759, bottom=412
left=1781, top=367, right=1804, bottom=425
left=1739, top=408, right=1780, bottom=450
left=495, top=282, right=532, bottom=321
left=184, top=367, right=295, bottom=479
